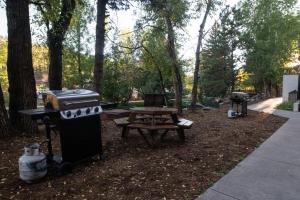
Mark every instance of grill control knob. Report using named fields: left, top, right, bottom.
left=86, top=108, right=91, bottom=114
left=94, top=107, right=99, bottom=113
left=77, top=109, right=81, bottom=116
left=66, top=111, right=72, bottom=118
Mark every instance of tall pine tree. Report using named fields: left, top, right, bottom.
left=201, top=7, right=239, bottom=97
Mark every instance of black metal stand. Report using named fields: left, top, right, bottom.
left=43, top=116, right=54, bottom=162
left=231, top=101, right=247, bottom=117
left=18, top=107, right=103, bottom=174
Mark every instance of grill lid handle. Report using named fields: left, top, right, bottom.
left=63, top=99, right=99, bottom=106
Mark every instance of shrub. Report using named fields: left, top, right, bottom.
left=276, top=101, right=293, bottom=111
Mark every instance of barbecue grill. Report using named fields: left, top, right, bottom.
left=20, top=89, right=103, bottom=172
left=230, top=92, right=249, bottom=117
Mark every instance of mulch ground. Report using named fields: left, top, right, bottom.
left=0, top=107, right=287, bottom=200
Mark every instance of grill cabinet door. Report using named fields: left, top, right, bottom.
left=59, top=115, right=102, bottom=163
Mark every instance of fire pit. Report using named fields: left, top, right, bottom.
left=19, top=89, right=103, bottom=172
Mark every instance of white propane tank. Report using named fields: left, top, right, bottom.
left=19, top=143, right=47, bottom=183
left=228, top=109, right=236, bottom=118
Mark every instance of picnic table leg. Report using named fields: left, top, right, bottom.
left=149, top=130, right=160, bottom=147
left=176, top=128, right=185, bottom=142
left=137, top=129, right=152, bottom=146
left=121, top=126, right=129, bottom=139
left=160, top=129, right=169, bottom=141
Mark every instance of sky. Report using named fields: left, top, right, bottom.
left=0, top=0, right=299, bottom=63
left=0, top=0, right=240, bottom=60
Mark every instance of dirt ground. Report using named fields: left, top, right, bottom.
left=0, top=107, right=287, bottom=200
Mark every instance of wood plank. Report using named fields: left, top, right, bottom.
left=177, top=118, right=193, bottom=128
left=127, top=123, right=179, bottom=130
left=130, top=107, right=178, bottom=115
left=113, top=117, right=130, bottom=126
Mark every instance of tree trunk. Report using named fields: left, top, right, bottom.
left=76, top=22, right=84, bottom=87
left=165, top=15, right=183, bottom=113
left=6, top=0, right=37, bottom=133
left=94, top=0, right=108, bottom=98
left=191, top=0, right=212, bottom=109
left=142, top=45, right=168, bottom=105
left=0, top=83, right=8, bottom=136
left=48, top=33, right=63, bottom=90
left=275, top=84, right=280, bottom=97
left=230, top=44, right=235, bottom=93
left=48, top=0, right=76, bottom=90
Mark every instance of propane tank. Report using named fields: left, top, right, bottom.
left=19, top=143, right=47, bottom=183
left=228, top=109, right=236, bottom=118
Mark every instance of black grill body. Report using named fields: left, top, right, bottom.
left=59, top=114, right=102, bottom=163
left=230, top=92, right=248, bottom=117
left=19, top=89, right=104, bottom=171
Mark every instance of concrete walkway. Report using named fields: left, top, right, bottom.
left=248, top=97, right=300, bottom=119
left=197, top=98, right=300, bottom=200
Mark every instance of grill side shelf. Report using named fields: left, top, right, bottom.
left=19, top=108, right=59, bottom=120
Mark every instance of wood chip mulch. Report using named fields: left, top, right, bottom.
left=0, top=107, right=287, bottom=200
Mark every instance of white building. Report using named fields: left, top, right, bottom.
left=282, top=75, right=299, bottom=102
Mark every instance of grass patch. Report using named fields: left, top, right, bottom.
left=276, top=101, right=293, bottom=111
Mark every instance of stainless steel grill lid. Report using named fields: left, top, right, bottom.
left=44, top=89, right=100, bottom=111
left=230, top=92, right=249, bottom=101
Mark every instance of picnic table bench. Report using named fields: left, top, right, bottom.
left=113, top=107, right=193, bottom=146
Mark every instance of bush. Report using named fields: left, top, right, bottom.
left=276, top=101, right=293, bottom=111
left=201, top=96, right=220, bottom=108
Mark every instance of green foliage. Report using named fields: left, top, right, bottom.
left=2, top=0, right=299, bottom=106
left=201, top=6, right=239, bottom=97
left=103, top=34, right=140, bottom=102
left=140, top=0, right=190, bottom=28
left=136, top=28, right=174, bottom=94
left=276, top=101, right=293, bottom=111
left=237, top=0, right=300, bottom=94
left=62, top=0, right=95, bottom=89
left=0, top=39, right=8, bottom=93
left=1, top=39, right=49, bottom=93
left=63, top=49, right=94, bottom=88
left=201, top=96, right=220, bottom=108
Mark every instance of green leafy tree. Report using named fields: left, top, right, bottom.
left=33, top=0, right=76, bottom=90
left=103, top=34, right=139, bottom=102
left=191, top=0, right=221, bottom=108
left=94, top=0, right=130, bottom=98
left=63, top=0, right=95, bottom=88
left=0, top=82, right=8, bottom=136
left=0, top=39, right=8, bottom=93
left=201, top=6, right=240, bottom=97
left=137, top=28, right=173, bottom=95
left=0, top=39, right=8, bottom=136
left=139, top=0, right=190, bottom=113
left=238, top=0, right=300, bottom=96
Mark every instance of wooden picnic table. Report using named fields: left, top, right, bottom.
left=129, top=106, right=178, bottom=125
left=130, top=107, right=178, bottom=115
left=114, top=107, right=193, bottom=146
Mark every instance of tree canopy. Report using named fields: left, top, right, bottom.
left=0, top=0, right=300, bottom=133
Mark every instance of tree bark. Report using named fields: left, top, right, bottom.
left=6, top=0, right=37, bottom=133
left=230, top=44, right=235, bottom=93
left=142, top=45, right=168, bottom=104
left=165, top=15, right=183, bottom=113
left=76, top=22, right=84, bottom=87
left=191, top=0, right=212, bottom=109
left=94, top=0, right=108, bottom=98
left=0, top=83, right=8, bottom=136
left=48, top=0, right=76, bottom=90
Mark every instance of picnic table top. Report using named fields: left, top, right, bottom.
left=129, top=107, right=178, bottom=115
